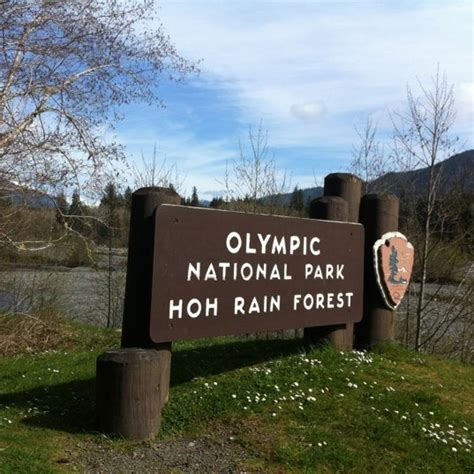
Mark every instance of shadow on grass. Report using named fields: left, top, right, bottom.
left=0, top=377, right=97, bottom=434
left=0, top=337, right=305, bottom=434
left=171, top=337, right=304, bottom=386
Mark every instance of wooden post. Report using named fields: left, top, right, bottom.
left=324, top=173, right=362, bottom=222
left=304, top=196, right=352, bottom=349
left=322, top=173, right=363, bottom=348
left=96, top=349, right=162, bottom=440
left=354, top=194, right=399, bottom=349
left=120, top=187, right=181, bottom=407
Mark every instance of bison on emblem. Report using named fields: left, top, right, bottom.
left=373, top=232, right=414, bottom=310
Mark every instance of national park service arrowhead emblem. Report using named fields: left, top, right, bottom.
left=373, top=232, right=414, bottom=310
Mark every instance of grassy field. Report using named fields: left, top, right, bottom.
left=0, top=321, right=473, bottom=473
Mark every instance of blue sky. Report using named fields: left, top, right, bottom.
left=114, top=0, right=473, bottom=200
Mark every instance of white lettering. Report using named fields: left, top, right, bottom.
left=293, top=294, right=301, bottom=310
left=326, top=264, right=334, bottom=279
left=245, top=233, right=257, bottom=253
left=309, top=237, right=320, bottom=256
left=272, top=236, right=287, bottom=255
left=205, top=298, right=218, bottom=317
left=169, top=299, right=183, bottom=319
left=346, top=292, right=353, bottom=307
left=303, top=294, right=313, bottom=310
left=204, top=263, right=217, bottom=281
left=269, top=264, right=281, bottom=280
left=336, top=264, right=344, bottom=279
left=327, top=292, right=334, bottom=308
left=248, top=297, right=260, bottom=314
left=219, top=262, right=230, bottom=280
left=234, top=297, right=245, bottom=314
left=226, top=231, right=242, bottom=254
left=241, top=263, right=253, bottom=281
left=255, top=263, right=267, bottom=280
left=257, top=233, right=272, bottom=254
left=316, top=293, right=325, bottom=309
left=187, top=298, right=202, bottom=318
left=289, top=236, right=300, bottom=254
left=315, top=265, right=323, bottom=279
left=187, top=262, right=200, bottom=281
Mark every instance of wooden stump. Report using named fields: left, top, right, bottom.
left=96, top=348, right=162, bottom=440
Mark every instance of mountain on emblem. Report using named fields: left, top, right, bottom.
left=373, top=232, right=414, bottom=310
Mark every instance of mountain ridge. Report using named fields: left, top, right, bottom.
left=270, top=149, right=473, bottom=205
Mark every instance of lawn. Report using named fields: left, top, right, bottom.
left=0, top=323, right=472, bottom=472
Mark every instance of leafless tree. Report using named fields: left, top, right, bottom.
left=351, top=69, right=471, bottom=359
left=391, top=68, right=459, bottom=351
left=132, top=144, right=183, bottom=193
left=0, top=0, right=195, bottom=251
left=350, top=118, right=393, bottom=193
left=223, top=122, right=289, bottom=214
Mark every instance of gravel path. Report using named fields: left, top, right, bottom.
left=66, top=429, right=251, bottom=473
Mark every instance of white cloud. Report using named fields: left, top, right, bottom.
left=118, top=1, right=473, bottom=196
left=291, top=102, right=326, bottom=122
left=159, top=0, right=472, bottom=148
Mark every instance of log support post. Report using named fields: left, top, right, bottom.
left=96, top=187, right=180, bottom=440
left=304, top=196, right=351, bottom=349
left=354, top=194, right=399, bottom=349
left=311, top=173, right=363, bottom=349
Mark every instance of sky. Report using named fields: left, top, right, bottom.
left=114, top=0, right=473, bottom=201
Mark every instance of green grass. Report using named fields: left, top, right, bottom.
left=0, top=327, right=473, bottom=473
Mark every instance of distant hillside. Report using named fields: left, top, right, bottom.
left=0, top=179, right=57, bottom=208
left=264, top=186, right=323, bottom=207
left=371, top=149, right=474, bottom=196
left=271, top=150, right=473, bottom=206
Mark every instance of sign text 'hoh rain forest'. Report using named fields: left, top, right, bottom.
left=150, top=205, right=364, bottom=342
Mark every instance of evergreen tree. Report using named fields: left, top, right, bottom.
left=190, top=186, right=199, bottom=207
left=55, top=191, right=68, bottom=225
left=100, top=182, right=120, bottom=210
left=99, top=182, right=121, bottom=243
left=210, top=197, right=225, bottom=209
left=123, top=186, right=133, bottom=209
left=289, top=186, right=304, bottom=214
left=68, top=190, right=84, bottom=233
left=388, top=246, right=399, bottom=283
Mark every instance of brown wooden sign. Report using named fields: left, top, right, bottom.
left=150, top=205, right=364, bottom=343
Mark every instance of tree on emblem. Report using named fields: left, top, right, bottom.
left=388, top=246, right=399, bottom=283
left=388, top=246, right=407, bottom=285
